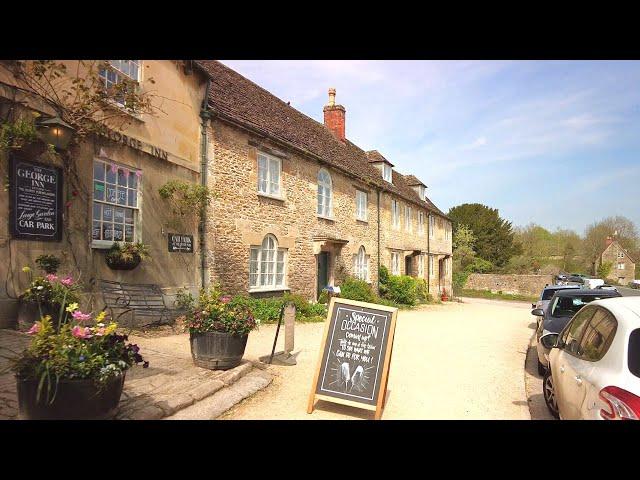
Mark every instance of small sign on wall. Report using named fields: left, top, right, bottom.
left=168, top=233, right=194, bottom=253
left=9, top=157, right=63, bottom=242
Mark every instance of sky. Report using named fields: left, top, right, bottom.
left=220, top=60, right=640, bottom=235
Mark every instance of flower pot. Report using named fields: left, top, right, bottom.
left=190, top=331, right=248, bottom=370
left=16, top=373, right=125, bottom=420
left=105, top=254, right=141, bottom=270
left=441, top=294, right=449, bottom=302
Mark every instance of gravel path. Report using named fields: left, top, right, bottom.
left=220, top=297, right=534, bottom=420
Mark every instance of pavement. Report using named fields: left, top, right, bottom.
left=220, top=297, right=535, bottom=420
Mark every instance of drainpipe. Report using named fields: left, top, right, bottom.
left=199, top=78, right=212, bottom=290
left=427, top=212, right=431, bottom=295
left=377, top=189, right=381, bottom=293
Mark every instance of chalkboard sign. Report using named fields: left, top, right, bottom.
left=168, top=233, right=194, bottom=253
left=9, top=157, right=63, bottom=242
left=308, top=298, right=398, bottom=419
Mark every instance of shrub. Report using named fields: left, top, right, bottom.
left=385, top=275, right=418, bottom=306
left=415, top=278, right=430, bottom=303
left=227, top=293, right=327, bottom=324
left=35, top=254, right=61, bottom=274
left=467, top=257, right=493, bottom=273
left=340, top=276, right=376, bottom=303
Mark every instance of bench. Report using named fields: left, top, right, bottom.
left=98, top=280, right=175, bottom=327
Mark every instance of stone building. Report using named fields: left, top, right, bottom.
left=596, top=236, right=636, bottom=285
left=0, top=60, right=209, bottom=326
left=198, top=61, right=452, bottom=300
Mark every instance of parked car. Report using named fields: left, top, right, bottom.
left=532, top=289, right=622, bottom=375
left=555, top=273, right=569, bottom=284
left=583, top=278, right=605, bottom=289
left=540, top=297, right=640, bottom=420
left=596, top=284, right=618, bottom=292
left=532, top=284, right=581, bottom=328
left=631, top=280, right=640, bottom=290
left=565, top=275, right=586, bottom=285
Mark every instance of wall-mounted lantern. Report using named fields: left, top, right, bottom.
left=36, top=116, right=75, bottom=151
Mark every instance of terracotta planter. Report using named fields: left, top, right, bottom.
left=16, top=373, right=125, bottom=420
left=105, top=254, right=141, bottom=270
left=190, top=331, right=248, bottom=370
left=441, top=294, right=449, bottom=302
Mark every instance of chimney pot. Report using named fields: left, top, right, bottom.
left=323, top=88, right=346, bottom=141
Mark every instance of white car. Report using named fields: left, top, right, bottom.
left=582, top=278, right=605, bottom=289
left=541, top=296, right=640, bottom=420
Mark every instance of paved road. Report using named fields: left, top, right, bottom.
left=221, top=297, right=534, bottom=420
left=617, top=286, right=640, bottom=297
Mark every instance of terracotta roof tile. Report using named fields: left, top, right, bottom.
left=196, top=60, right=447, bottom=218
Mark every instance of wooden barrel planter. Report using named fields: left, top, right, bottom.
left=16, top=373, right=125, bottom=420
left=190, top=331, right=248, bottom=370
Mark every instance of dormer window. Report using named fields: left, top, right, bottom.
left=418, top=185, right=426, bottom=200
left=383, top=164, right=392, bottom=183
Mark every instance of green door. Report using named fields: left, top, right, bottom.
left=317, top=252, right=329, bottom=298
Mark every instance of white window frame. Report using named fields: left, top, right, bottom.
left=429, top=255, right=435, bottom=278
left=355, top=190, right=368, bottom=221
left=617, top=262, right=625, bottom=270
left=445, top=223, right=450, bottom=240
left=418, top=211, right=424, bottom=235
left=419, top=185, right=425, bottom=200
left=91, top=158, right=141, bottom=249
left=617, top=252, right=624, bottom=258
left=99, top=60, right=141, bottom=108
left=355, top=246, right=369, bottom=281
left=405, top=205, right=412, bottom=232
left=391, top=251, right=400, bottom=276
left=317, top=168, right=333, bottom=218
left=392, top=199, right=400, bottom=229
left=249, top=234, right=288, bottom=291
left=429, top=214, right=435, bottom=239
left=383, top=163, right=393, bottom=183
left=257, top=152, right=282, bottom=198
left=418, top=254, right=424, bottom=278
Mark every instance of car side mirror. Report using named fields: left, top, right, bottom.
left=540, top=332, right=559, bottom=350
left=532, top=303, right=536, bottom=309
left=531, top=308, right=545, bottom=317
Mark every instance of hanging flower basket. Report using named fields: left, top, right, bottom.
left=105, top=253, right=141, bottom=270
left=104, top=242, right=150, bottom=271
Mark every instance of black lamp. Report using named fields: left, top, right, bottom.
left=36, top=116, right=75, bottom=151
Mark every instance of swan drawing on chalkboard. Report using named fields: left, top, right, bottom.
left=339, top=362, right=350, bottom=391
left=349, top=365, right=364, bottom=392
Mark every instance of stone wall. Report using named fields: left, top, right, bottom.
left=464, top=273, right=554, bottom=297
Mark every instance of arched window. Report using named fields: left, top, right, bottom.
left=317, top=169, right=333, bottom=217
left=249, top=234, right=287, bottom=290
left=355, top=246, right=368, bottom=281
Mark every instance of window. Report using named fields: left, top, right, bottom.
left=257, top=152, right=281, bottom=197
left=418, top=254, right=424, bottom=278
left=392, top=200, right=400, bottom=229
left=443, top=258, right=449, bottom=276
left=418, top=185, right=425, bottom=200
left=249, top=235, right=287, bottom=290
left=317, top=169, right=333, bottom=217
left=445, top=224, right=450, bottom=240
left=617, top=262, right=625, bottom=270
left=562, top=307, right=596, bottom=356
left=405, top=205, right=412, bottom=232
left=550, top=294, right=607, bottom=318
left=418, top=211, right=424, bottom=235
left=99, top=60, right=140, bottom=107
left=355, top=246, right=369, bottom=281
left=629, top=329, right=640, bottom=379
left=617, top=252, right=625, bottom=258
left=383, top=164, right=392, bottom=183
left=356, top=190, right=367, bottom=221
left=579, top=307, right=617, bottom=362
left=391, top=252, right=400, bottom=275
left=92, top=159, right=140, bottom=245
left=429, top=214, right=435, bottom=238
left=429, top=255, right=434, bottom=278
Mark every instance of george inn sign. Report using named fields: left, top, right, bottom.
left=97, top=126, right=169, bottom=161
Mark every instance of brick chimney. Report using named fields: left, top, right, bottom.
left=605, top=236, right=614, bottom=247
left=323, top=88, right=346, bottom=141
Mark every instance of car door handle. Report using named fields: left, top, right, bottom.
left=560, top=366, right=565, bottom=373
left=574, top=376, right=582, bottom=385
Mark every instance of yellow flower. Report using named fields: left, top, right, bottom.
left=104, top=322, right=117, bottom=335
left=95, top=311, right=107, bottom=323
left=65, top=302, right=79, bottom=313
left=22, top=266, right=31, bottom=273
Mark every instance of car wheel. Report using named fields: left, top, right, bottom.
left=537, top=360, right=546, bottom=376
left=543, top=370, right=560, bottom=419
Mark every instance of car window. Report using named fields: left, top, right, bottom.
left=551, top=295, right=613, bottom=318
left=542, top=289, right=557, bottom=300
left=629, top=329, right=640, bottom=379
left=578, top=307, right=617, bottom=362
left=562, top=307, right=596, bottom=356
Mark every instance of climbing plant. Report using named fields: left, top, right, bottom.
left=159, top=180, right=213, bottom=220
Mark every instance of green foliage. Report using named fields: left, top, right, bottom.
left=453, top=270, right=470, bottom=292
left=339, top=277, right=377, bottom=303
left=448, top=203, right=521, bottom=268
left=217, top=293, right=328, bottom=324
left=384, top=275, right=418, bottom=306
left=35, top=254, right=61, bottom=274
left=21, top=268, right=81, bottom=325
left=159, top=180, right=213, bottom=218
left=467, top=257, right=493, bottom=273
left=0, top=118, right=39, bottom=151
left=105, top=242, right=150, bottom=263
left=597, top=261, right=613, bottom=279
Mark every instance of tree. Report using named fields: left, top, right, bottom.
left=583, top=216, right=639, bottom=274
left=597, top=261, right=613, bottom=280
left=452, top=224, right=476, bottom=271
left=448, top=203, right=522, bottom=268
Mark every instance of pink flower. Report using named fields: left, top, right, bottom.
left=220, top=296, right=231, bottom=304
left=95, top=327, right=106, bottom=336
left=135, top=170, right=142, bottom=179
left=60, top=276, right=74, bottom=286
left=27, top=323, right=40, bottom=335
left=72, top=325, right=91, bottom=339
left=71, top=310, right=92, bottom=322
left=110, top=163, right=118, bottom=173
left=45, top=274, right=58, bottom=282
